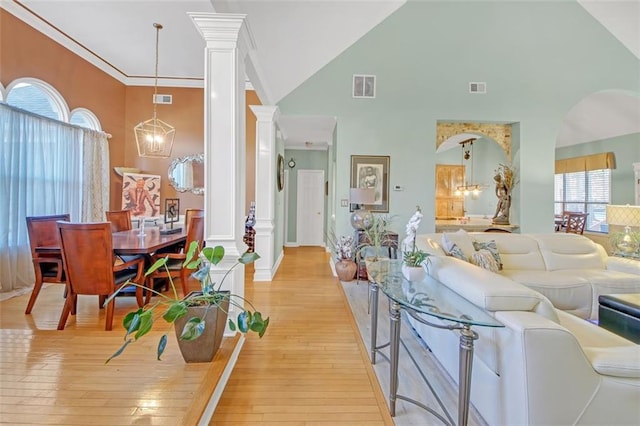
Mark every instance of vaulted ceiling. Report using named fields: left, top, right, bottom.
left=3, top=0, right=639, bottom=148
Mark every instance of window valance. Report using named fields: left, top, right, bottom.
left=555, top=152, right=616, bottom=174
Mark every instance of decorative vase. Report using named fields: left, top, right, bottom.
left=173, top=291, right=230, bottom=363
left=402, top=264, right=426, bottom=282
left=364, top=256, right=390, bottom=284
left=335, top=259, right=357, bottom=281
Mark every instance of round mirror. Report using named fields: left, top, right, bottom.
left=168, top=154, right=204, bottom=195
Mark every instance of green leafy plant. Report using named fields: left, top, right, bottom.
left=105, top=241, right=269, bottom=363
left=356, top=215, right=395, bottom=261
left=403, top=249, right=429, bottom=267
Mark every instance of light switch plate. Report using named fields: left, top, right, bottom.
left=341, top=199, right=349, bottom=207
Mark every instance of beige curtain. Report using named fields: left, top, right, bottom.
left=81, top=130, right=110, bottom=222
left=555, top=152, right=616, bottom=174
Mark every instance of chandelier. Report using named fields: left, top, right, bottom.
left=134, top=23, right=175, bottom=158
left=454, top=138, right=482, bottom=196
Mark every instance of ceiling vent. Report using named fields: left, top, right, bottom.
left=353, top=75, right=376, bottom=98
left=469, top=82, right=487, bottom=94
left=153, top=94, right=173, bottom=104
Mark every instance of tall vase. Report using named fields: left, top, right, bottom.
left=173, top=291, right=230, bottom=363
left=335, top=259, right=357, bottom=281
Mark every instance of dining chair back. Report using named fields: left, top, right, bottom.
left=146, top=215, right=205, bottom=297
left=106, top=210, right=132, bottom=232
left=56, top=221, right=145, bottom=330
left=184, top=208, right=204, bottom=230
left=24, top=214, right=70, bottom=314
left=564, top=212, right=588, bottom=234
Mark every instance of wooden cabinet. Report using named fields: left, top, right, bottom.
left=435, top=164, right=465, bottom=219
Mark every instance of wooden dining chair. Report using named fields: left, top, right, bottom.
left=564, top=212, right=588, bottom=234
left=146, top=215, right=205, bottom=297
left=184, top=208, right=204, bottom=231
left=24, top=214, right=70, bottom=314
left=56, top=222, right=145, bottom=331
left=105, top=210, right=132, bottom=232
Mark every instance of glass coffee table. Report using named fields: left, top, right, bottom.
left=369, top=261, right=503, bottom=426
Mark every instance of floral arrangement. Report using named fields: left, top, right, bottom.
left=402, top=206, right=430, bottom=267
left=334, top=235, right=355, bottom=261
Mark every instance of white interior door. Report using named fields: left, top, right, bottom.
left=296, top=169, right=325, bottom=246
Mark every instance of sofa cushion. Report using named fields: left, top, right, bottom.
left=583, top=346, right=640, bottom=378
left=532, top=233, right=606, bottom=271
left=473, top=239, right=503, bottom=270
left=472, top=233, right=547, bottom=271
left=470, top=249, right=500, bottom=272
left=501, top=269, right=593, bottom=318
left=442, top=229, right=476, bottom=260
left=415, top=236, right=447, bottom=257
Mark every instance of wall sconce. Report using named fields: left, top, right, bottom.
left=288, top=158, right=296, bottom=168
left=606, top=204, right=640, bottom=256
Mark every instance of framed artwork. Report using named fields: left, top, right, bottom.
left=277, top=154, right=285, bottom=191
left=121, top=173, right=161, bottom=218
left=164, top=198, right=180, bottom=225
left=350, top=155, right=390, bottom=213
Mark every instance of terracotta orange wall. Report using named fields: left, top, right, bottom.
left=2, top=9, right=262, bottom=216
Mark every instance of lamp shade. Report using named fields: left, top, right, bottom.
left=606, top=205, right=640, bottom=227
left=350, top=188, right=376, bottom=205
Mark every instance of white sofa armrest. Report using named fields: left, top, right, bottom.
left=583, top=346, right=640, bottom=378
left=606, top=256, right=640, bottom=275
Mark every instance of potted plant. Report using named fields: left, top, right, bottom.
left=330, top=234, right=357, bottom=281
left=401, top=206, right=430, bottom=282
left=357, top=215, right=394, bottom=284
left=105, top=241, right=269, bottom=363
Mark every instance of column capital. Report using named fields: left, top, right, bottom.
left=249, top=105, right=280, bottom=123
left=189, top=13, right=256, bottom=54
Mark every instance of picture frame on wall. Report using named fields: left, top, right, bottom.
left=350, top=155, right=390, bottom=213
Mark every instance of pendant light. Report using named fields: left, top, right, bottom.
left=454, top=138, right=482, bottom=197
left=134, top=23, right=175, bottom=158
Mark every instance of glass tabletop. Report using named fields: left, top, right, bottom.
left=379, top=261, right=503, bottom=328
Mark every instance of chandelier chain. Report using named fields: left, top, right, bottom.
left=153, top=23, right=162, bottom=121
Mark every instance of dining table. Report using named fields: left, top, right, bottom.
left=35, top=227, right=188, bottom=256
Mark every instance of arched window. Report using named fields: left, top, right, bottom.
left=70, top=108, right=102, bottom=131
left=6, top=78, right=69, bottom=121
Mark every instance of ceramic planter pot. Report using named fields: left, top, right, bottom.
left=401, top=264, right=426, bottom=282
left=364, top=256, right=390, bottom=284
left=173, top=291, right=230, bottom=363
left=335, top=259, right=357, bottom=281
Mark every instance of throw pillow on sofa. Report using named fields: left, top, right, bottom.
left=473, top=240, right=503, bottom=270
left=445, top=243, right=467, bottom=261
left=442, top=229, right=475, bottom=260
left=470, top=249, right=500, bottom=272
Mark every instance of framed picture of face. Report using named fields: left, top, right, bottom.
left=350, top=155, right=390, bottom=213
left=164, top=198, right=180, bottom=226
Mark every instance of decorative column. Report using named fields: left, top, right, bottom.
left=250, top=105, right=280, bottom=281
left=189, top=13, right=255, bottom=324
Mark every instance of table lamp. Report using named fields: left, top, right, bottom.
left=606, top=204, right=640, bottom=255
left=350, top=188, right=376, bottom=230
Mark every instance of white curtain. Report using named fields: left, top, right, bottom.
left=0, top=103, right=108, bottom=292
left=81, top=130, right=110, bottom=222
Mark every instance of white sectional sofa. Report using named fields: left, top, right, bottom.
left=407, top=232, right=640, bottom=425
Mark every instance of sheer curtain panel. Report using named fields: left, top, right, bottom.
left=0, top=103, right=83, bottom=292
left=81, top=129, right=109, bottom=222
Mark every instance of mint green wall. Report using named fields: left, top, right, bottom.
left=556, top=133, right=640, bottom=205
left=284, top=149, right=329, bottom=243
left=277, top=1, right=640, bottom=237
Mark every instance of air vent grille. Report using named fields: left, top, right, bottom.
left=353, top=75, right=376, bottom=98
left=469, top=82, right=487, bottom=94
left=153, top=94, right=173, bottom=104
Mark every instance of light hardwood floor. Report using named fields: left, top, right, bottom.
left=1, top=247, right=487, bottom=425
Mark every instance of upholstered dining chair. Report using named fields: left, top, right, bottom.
left=146, top=215, right=205, bottom=297
left=24, top=214, right=70, bottom=314
left=564, top=212, right=588, bottom=234
left=105, top=210, right=132, bottom=232
left=56, top=221, right=145, bottom=331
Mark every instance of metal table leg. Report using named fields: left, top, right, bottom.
left=458, top=325, right=478, bottom=426
left=370, top=282, right=379, bottom=363
left=388, top=300, right=401, bottom=417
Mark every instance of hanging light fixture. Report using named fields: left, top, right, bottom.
left=454, top=138, right=482, bottom=197
left=134, top=23, right=175, bottom=158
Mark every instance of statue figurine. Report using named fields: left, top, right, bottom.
left=492, top=174, right=511, bottom=225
